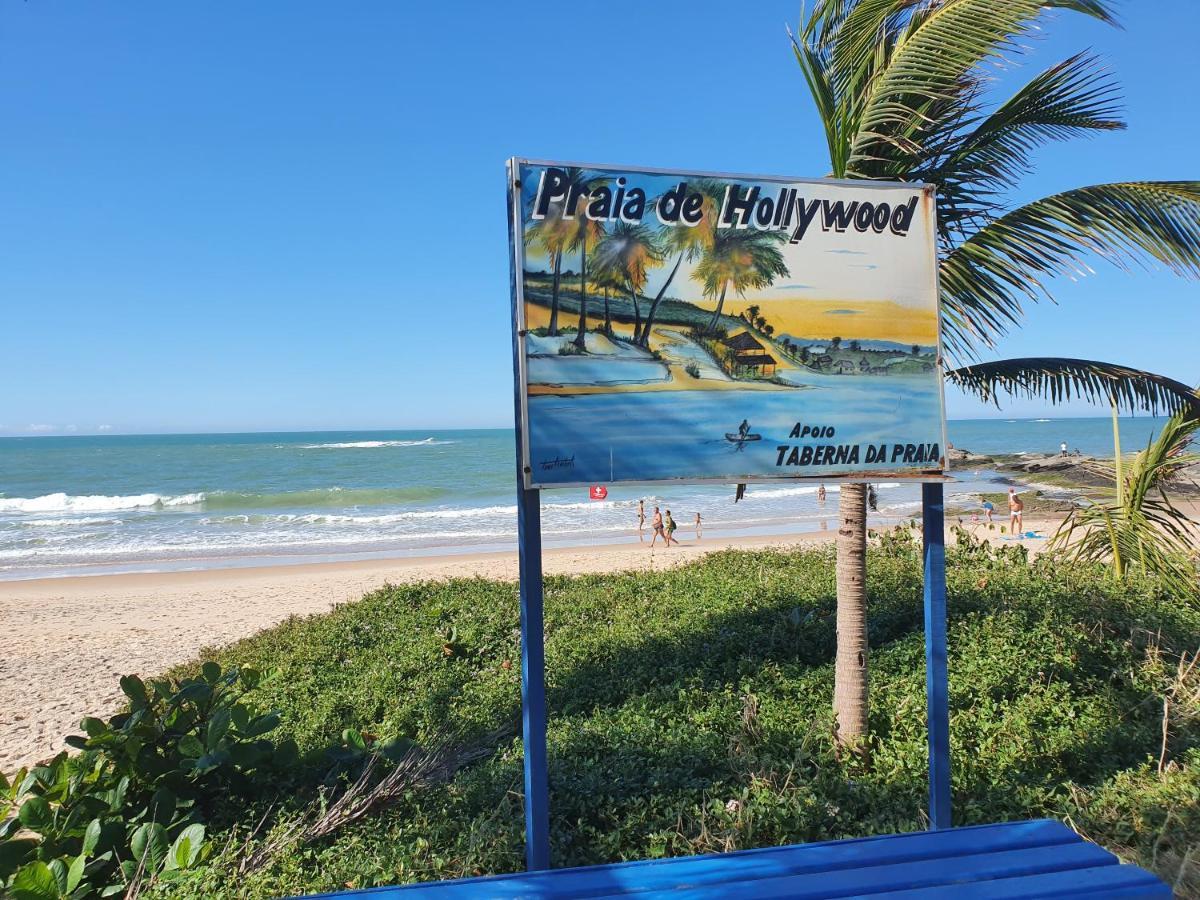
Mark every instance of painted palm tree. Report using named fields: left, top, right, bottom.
left=794, top=0, right=1200, bottom=751
left=567, top=195, right=607, bottom=351
left=522, top=197, right=573, bottom=336
left=696, top=228, right=789, bottom=335
left=593, top=223, right=665, bottom=344
left=638, top=180, right=723, bottom=346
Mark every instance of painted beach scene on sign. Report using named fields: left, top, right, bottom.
left=511, top=161, right=945, bottom=487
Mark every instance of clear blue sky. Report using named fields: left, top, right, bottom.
left=1, top=1, right=1196, bottom=435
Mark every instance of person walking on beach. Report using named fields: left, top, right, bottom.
left=649, top=506, right=665, bottom=547
left=1008, top=488, right=1024, bottom=535
left=981, top=499, right=994, bottom=523
left=637, top=499, right=646, bottom=541
left=664, top=510, right=679, bottom=547
left=694, top=512, right=702, bottom=540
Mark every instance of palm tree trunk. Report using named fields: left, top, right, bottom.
left=834, top=483, right=869, bottom=754
left=705, top=282, right=729, bottom=334
left=639, top=252, right=684, bottom=347
left=574, top=242, right=588, bottom=350
left=603, top=287, right=612, bottom=335
left=548, top=251, right=562, bottom=336
left=629, top=286, right=641, bottom=339
left=1111, top=398, right=1124, bottom=507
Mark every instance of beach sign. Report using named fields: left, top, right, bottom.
left=507, top=159, right=946, bottom=488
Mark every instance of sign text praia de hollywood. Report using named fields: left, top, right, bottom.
left=509, top=160, right=946, bottom=488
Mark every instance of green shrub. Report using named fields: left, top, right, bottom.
left=0, top=664, right=289, bottom=898
left=8, top=545, right=1200, bottom=898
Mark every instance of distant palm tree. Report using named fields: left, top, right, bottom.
left=639, top=181, right=723, bottom=346
left=590, top=257, right=623, bottom=336
left=794, top=0, right=1200, bottom=752
left=696, top=229, right=789, bottom=334
left=594, top=223, right=665, bottom=344
left=1050, top=407, right=1200, bottom=599
left=764, top=324, right=775, bottom=338
left=744, top=304, right=761, bottom=325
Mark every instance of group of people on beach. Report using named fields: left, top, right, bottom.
left=977, top=487, right=1024, bottom=533
left=636, top=499, right=699, bottom=548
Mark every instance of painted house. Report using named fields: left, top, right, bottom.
left=723, top=331, right=766, bottom=354
left=734, top=352, right=777, bottom=376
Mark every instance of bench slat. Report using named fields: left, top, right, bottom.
left=308, top=820, right=1082, bottom=899
left=860, top=864, right=1172, bottom=899
left=582, top=843, right=1115, bottom=899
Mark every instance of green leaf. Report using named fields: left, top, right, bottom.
left=79, top=718, right=105, bottom=738
left=119, top=675, right=148, bottom=707
left=81, top=818, right=102, bottom=856
left=18, top=796, right=53, bottom=832
left=65, top=854, right=85, bottom=893
left=201, top=661, right=222, bottom=683
left=245, top=711, right=280, bottom=738
left=106, top=777, right=128, bottom=813
left=205, top=707, right=232, bottom=751
left=342, top=728, right=367, bottom=751
left=166, top=823, right=206, bottom=871
left=148, top=788, right=176, bottom=826
left=10, top=861, right=59, bottom=900
left=177, top=733, right=204, bottom=758
left=47, top=858, right=68, bottom=894
left=130, top=822, right=169, bottom=874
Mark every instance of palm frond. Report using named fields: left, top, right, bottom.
left=925, top=52, right=1124, bottom=232
left=939, top=182, right=1200, bottom=353
left=847, top=0, right=1046, bottom=175
left=1041, top=0, right=1120, bottom=25
left=947, top=358, right=1200, bottom=417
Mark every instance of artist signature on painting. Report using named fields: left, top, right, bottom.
left=539, top=455, right=575, bottom=471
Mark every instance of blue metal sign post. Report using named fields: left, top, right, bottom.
left=922, top=481, right=952, bottom=829
left=507, top=165, right=551, bottom=870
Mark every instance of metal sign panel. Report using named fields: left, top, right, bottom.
left=508, top=158, right=946, bottom=489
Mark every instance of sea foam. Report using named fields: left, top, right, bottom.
left=0, top=493, right=205, bottom=514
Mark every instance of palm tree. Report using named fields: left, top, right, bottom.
left=639, top=181, right=722, bottom=346
left=744, top=304, right=761, bottom=325
left=696, top=228, right=789, bottom=334
left=523, top=198, right=573, bottom=336
left=794, top=0, right=1200, bottom=751
left=1051, top=408, right=1200, bottom=599
left=593, top=223, right=665, bottom=344
left=567, top=196, right=607, bottom=351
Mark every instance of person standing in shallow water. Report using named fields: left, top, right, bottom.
left=637, top=499, right=646, bottom=541
left=694, top=512, right=702, bottom=540
left=817, top=484, right=826, bottom=504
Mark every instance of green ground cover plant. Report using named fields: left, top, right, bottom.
left=6, top=537, right=1198, bottom=897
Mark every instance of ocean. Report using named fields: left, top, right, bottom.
left=0, top=417, right=1169, bottom=580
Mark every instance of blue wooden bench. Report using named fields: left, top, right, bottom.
left=305, top=819, right=1168, bottom=898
